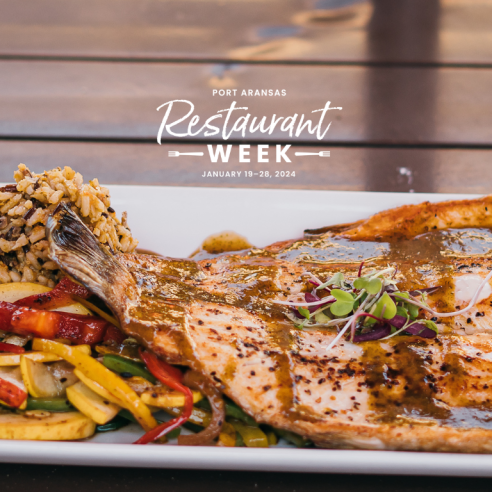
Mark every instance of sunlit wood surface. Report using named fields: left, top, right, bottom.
left=0, top=61, right=491, bottom=146
left=0, top=0, right=491, bottom=64
left=0, top=1, right=492, bottom=490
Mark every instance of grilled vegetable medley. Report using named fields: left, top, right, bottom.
left=0, top=279, right=308, bottom=447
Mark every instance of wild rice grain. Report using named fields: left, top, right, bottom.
left=0, top=164, right=138, bottom=285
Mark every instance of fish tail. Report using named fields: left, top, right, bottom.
left=46, top=202, right=137, bottom=308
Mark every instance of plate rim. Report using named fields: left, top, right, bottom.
left=0, top=184, right=489, bottom=474
left=0, top=441, right=492, bottom=476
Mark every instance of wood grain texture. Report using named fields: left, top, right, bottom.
left=1, top=61, right=492, bottom=145
left=1, top=140, right=491, bottom=194
left=0, top=0, right=490, bottom=64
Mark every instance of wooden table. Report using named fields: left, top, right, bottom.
left=0, top=0, right=491, bottom=489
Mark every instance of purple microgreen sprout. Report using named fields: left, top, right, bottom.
left=304, top=292, right=322, bottom=313
left=278, top=264, right=461, bottom=347
left=304, top=272, right=323, bottom=287
left=350, top=312, right=386, bottom=342
left=382, top=315, right=414, bottom=339
left=353, top=324, right=392, bottom=342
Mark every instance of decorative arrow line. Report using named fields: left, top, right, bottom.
left=294, top=151, right=330, bottom=157
left=168, top=151, right=204, bottom=157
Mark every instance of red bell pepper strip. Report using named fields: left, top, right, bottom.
left=0, top=302, right=17, bottom=331
left=150, top=356, right=184, bottom=383
left=11, top=308, right=110, bottom=345
left=15, top=277, right=91, bottom=310
left=0, top=342, right=25, bottom=354
left=0, top=301, right=110, bottom=345
left=0, top=377, right=27, bottom=408
left=103, top=324, right=127, bottom=345
left=134, top=349, right=192, bottom=445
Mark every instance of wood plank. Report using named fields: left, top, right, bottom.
left=0, top=61, right=491, bottom=145
left=0, top=0, right=491, bottom=64
left=1, top=140, right=491, bottom=194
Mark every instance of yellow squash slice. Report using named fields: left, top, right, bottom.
left=124, top=376, right=154, bottom=395
left=76, top=369, right=202, bottom=410
left=31, top=341, right=91, bottom=354
left=74, top=369, right=123, bottom=406
left=0, top=411, right=95, bottom=440
left=20, top=356, right=62, bottom=398
left=140, top=386, right=203, bottom=408
left=67, top=381, right=120, bottom=425
left=0, top=282, right=91, bottom=315
left=0, top=352, right=60, bottom=367
left=0, top=344, right=91, bottom=367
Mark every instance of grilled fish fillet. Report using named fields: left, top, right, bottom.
left=46, top=197, right=492, bottom=452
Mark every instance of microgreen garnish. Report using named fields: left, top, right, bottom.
left=297, top=307, right=310, bottom=319
left=271, top=262, right=492, bottom=350
left=330, top=289, right=355, bottom=317
left=317, top=272, right=345, bottom=290
left=370, top=292, right=397, bottom=321
left=353, top=277, right=382, bottom=295
left=424, top=319, right=439, bottom=334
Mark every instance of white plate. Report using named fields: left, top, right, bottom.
left=110, top=186, right=474, bottom=257
left=1, top=185, right=490, bottom=476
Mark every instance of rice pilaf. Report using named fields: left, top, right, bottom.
left=0, top=164, right=138, bottom=286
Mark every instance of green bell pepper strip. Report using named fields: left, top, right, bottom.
left=166, top=426, right=182, bottom=440
left=274, top=429, right=312, bottom=448
left=26, top=397, right=74, bottom=412
left=96, top=415, right=130, bottom=433
left=196, top=398, right=257, bottom=426
left=102, top=354, right=156, bottom=383
left=118, top=408, right=137, bottom=423
left=235, top=431, right=245, bottom=447
left=226, top=401, right=257, bottom=426
left=164, top=405, right=211, bottom=433
left=165, top=405, right=284, bottom=447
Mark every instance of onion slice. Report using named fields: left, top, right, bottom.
left=178, top=371, right=225, bottom=446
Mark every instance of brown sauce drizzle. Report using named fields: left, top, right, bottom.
left=361, top=335, right=492, bottom=428
left=129, top=226, right=492, bottom=427
left=362, top=338, right=449, bottom=424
